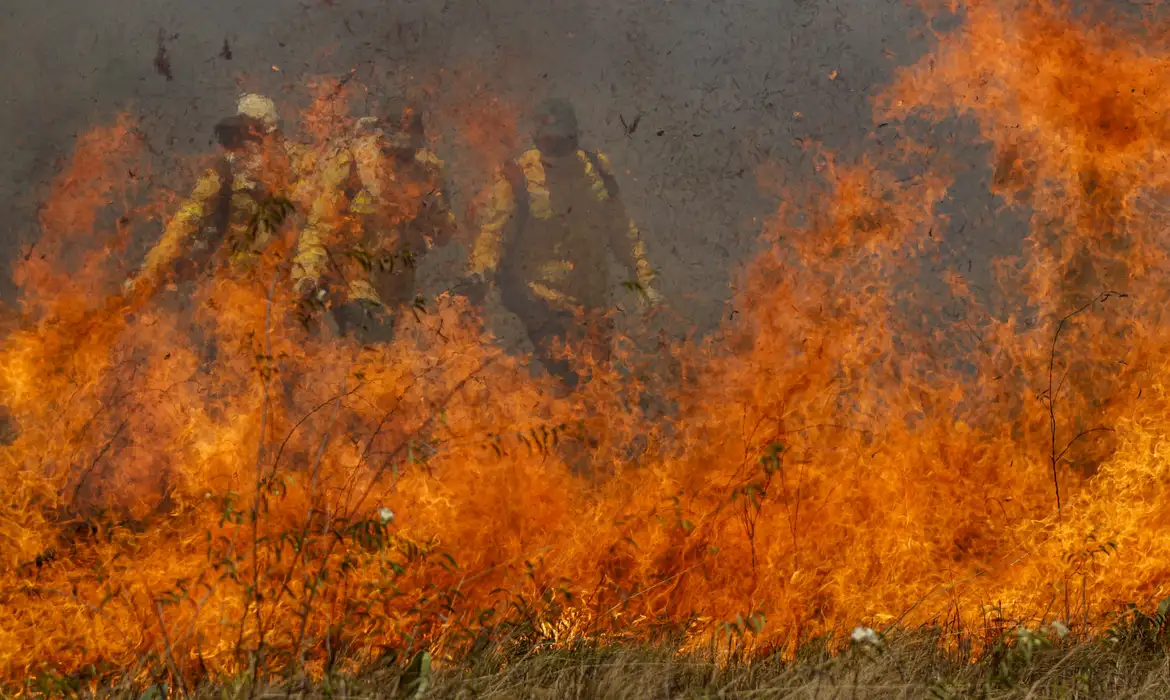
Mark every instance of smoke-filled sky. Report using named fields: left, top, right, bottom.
left=0, top=0, right=954, bottom=326
left=0, top=1, right=1141, bottom=331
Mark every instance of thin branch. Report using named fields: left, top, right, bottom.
left=1046, top=291, right=1124, bottom=518
left=347, top=354, right=504, bottom=522
left=289, top=372, right=349, bottom=664
left=152, top=598, right=190, bottom=700
left=1055, top=427, right=1116, bottom=465
left=243, top=270, right=281, bottom=688
left=600, top=563, right=704, bottom=621
left=278, top=356, right=503, bottom=667
left=69, top=419, right=129, bottom=508
left=264, top=382, right=366, bottom=487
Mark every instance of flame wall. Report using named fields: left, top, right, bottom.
left=1, top=0, right=1169, bottom=686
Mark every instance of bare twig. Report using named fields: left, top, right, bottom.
left=264, top=384, right=366, bottom=487
left=242, top=270, right=282, bottom=690
left=69, top=419, right=129, bottom=508
left=291, top=373, right=349, bottom=668
left=599, top=563, right=704, bottom=621
left=1044, top=290, right=1124, bottom=518
left=275, top=356, right=503, bottom=670
left=152, top=598, right=190, bottom=699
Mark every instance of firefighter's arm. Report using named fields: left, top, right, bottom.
left=290, top=147, right=353, bottom=294
left=132, top=168, right=225, bottom=290
left=594, top=153, right=660, bottom=300
left=622, top=219, right=658, bottom=292
left=467, top=168, right=515, bottom=279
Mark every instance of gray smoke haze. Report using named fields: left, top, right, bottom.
left=0, top=0, right=1044, bottom=338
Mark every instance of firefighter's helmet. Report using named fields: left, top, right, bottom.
left=237, top=94, right=280, bottom=133
left=355, top=116, right=382, bottom=134
left=534, top=98, right=579, bottom=156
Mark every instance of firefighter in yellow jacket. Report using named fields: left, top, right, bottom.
left=465, top=98, right=663, bottom=387
left=125, top=94, right=302, bottom=295
left=291, top=108, right=456, bottom=343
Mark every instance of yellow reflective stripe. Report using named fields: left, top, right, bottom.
left=580, top=151, right=655, bottom=287
left=415, top=149, right=444, bottom=170
left=140, top=168, right=224, bottom=278
left=537, top=260, right=574, bottom=281
left=528, top=282, right=576, bottom=306
left=232, top=173, right=258, bottom=191
left=469, top=170, right=515, bottom=275
left=519, top=149, right=552, bottom=219
left=577, top=150, right=610, bottom=202
left=348, top=279, right=383, bottom=305
left=291, top=225, right=330, bottom=285
left=352, top=135, right=382, bottom=199
left=291, top=145, right=354, bottom=285
left=323, top=146, right=355, bottom=190
left=595, top=152, right=615, bottom=175
left=628, top=219, right=655, bottom=286
left=350, top=189, right=377, bottom=214
left=416, top=148, right=450, bottom=206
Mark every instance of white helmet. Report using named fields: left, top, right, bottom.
left=354, top=116, right=383, bottom=135
left=236, top=94, right=279, bottom=133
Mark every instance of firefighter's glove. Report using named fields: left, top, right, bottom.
left=642, top=285, right=665, bottom=308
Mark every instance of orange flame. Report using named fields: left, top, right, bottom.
left=3, top=0, right=1170, bottom=688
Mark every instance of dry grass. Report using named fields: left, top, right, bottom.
left=47, top=628, right=1169, bottom=700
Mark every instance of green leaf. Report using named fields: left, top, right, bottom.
left=1156, top=595, right=1170, bottom=622
left=749, top=611, right=766, bottom=635
left=395, top=650, right=432, bottom=697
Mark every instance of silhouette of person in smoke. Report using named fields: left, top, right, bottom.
left=125, top=95, right=300, bottom=295
left=123, top=95, right=303, bottom=388
left=292, top=107, right=456, bottom=345
left=462, top=97, right=664, bottom=388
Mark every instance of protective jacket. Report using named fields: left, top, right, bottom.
left=133, top=140, right=308, bottom=291
left=469, top=147, right=655, bottom=311
left=291, top=133, right=455, bottom=311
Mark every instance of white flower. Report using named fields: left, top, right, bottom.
left=1049, top=620, right=1069, bottom=638
left=851, top=626, right=879, bottom=645
left=378, top=507, right=395, bottom=525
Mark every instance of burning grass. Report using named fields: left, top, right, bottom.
left=3, top=0, right=1170, bottom=692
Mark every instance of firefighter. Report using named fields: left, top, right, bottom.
left=463, top=97, right=663, bottom=388
left=124, top=94, right=297, bottom=295
left=291, top=108, right=456, bottom=344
